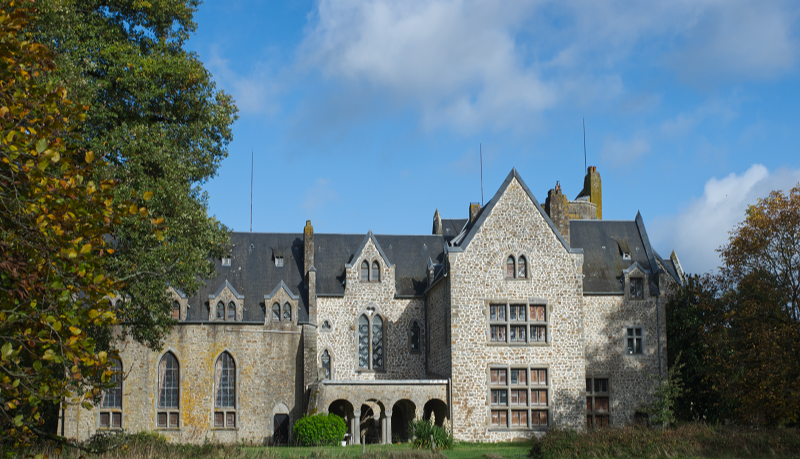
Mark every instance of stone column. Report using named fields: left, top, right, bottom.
left=353, top=410, right=361, bottom=445
left=381, top=416, right=387, bottom=444
left=385, top=410, right=393, bottom=445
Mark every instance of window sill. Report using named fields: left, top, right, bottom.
left=212, top=427, right=239, bottom=431
left=355, top=369, right=387, bottom=374
left=487, top=427, right=548, bottom=432
left=487, top=342, right=550, bottom=347
left=503, top=277, right=530, bottom=281
left=97, top=427, right=123, bottom=431
left=155, top=428, right=181, bottom=431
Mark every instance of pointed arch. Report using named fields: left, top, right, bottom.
left=99, top=358, right=123, bottom=428
left=172, top=301, right=180, bottom=320
left=216, top=301, right=224, bottom=320
left=283, top=302, right=292, bottom=321
left=506, top=256, right=516, bottom=278
left=518, top=255, right=527, bottom=278
left=272, top=302, right=280, bottom=322
left=227, top=302, right=236, bottom=321
left=361, top=261, right=369, bottom=280
left=214, top=351, right=237, bottom=428
left=157, top=352, right=180, bottom=428
left=321, top=348, right=332, bottom=380
left=371, top=260, right=380, bottom=281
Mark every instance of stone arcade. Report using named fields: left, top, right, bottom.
left=60, top=167, right=684, bottom=444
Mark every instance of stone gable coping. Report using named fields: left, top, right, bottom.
left=345, top=230, right=394, bottom=269
left=208, top=280, right=245, bottom=321
left=209, top=280, right=244, bottom=300
left=263, top=280, right=300, bottom=301
left=454, top=169, right=583, bottom=255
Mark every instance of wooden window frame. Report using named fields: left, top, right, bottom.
left=487, top=301, right=549, bottom=346
left=586, top=377, right=611, bottom=428
left=488, top=365, right=549, bottom=431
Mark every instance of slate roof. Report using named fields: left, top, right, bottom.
left=440, top=219, right=467, bottom=238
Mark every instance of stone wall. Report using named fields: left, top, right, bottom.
left=61, top=323, right=304, bottom=445
left=448, top=177, right=586, bottom=442
left=315, top=238, right=427, bottom=381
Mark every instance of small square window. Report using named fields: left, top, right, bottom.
left=100, top=413, right=110, bottom=428
left=112, top=412, right=122, bottom=428
left=169, top=413, right=179, bottom=428
left=490, top=325, right=507, bottom=342
left=215, top=412, right=224, bottom=427
left=510, top=369, right=527, bottom=385
left=226, top=412, right=236, bottom=428
left=221, top=257, right=231, bottom=266
left=157, top=413, right=167, bottom=427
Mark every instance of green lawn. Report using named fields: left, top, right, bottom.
left=248, top=442, right=531, bottom=459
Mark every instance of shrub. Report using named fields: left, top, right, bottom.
left=408, top=417, right=453, bottom=450
left=293, top=413, right=348, bottom=446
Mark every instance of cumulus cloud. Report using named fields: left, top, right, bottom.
left=649, top=165, right=800, bottom=275
left=293, top=0, right=799, bottom=132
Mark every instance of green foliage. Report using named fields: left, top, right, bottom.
left=0, top=0, right=146, bottom=453
left=644, top=354, right=684, bottom=427
left=293, top=413, right=348, bottom=446
left=408, top=418, right=454, bottom=450
left=29, top=0, right=237, bottom=350
left=532, top=424, right=800, bottom=459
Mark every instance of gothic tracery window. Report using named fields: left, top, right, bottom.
left=357, top=313, right=385, bottom=370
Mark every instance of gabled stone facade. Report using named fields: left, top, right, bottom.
left=61, top=167, right=681, bottom=444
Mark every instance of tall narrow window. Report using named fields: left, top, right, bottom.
left=410, top=321, right=421, bottom=352
left=357, top=313, right=386, bottom=371
left=506, top=256, right=516, bottom=278
left=630, top=277, right=644, bottom=298
left=227, top=302, right=236, bottom=321
left=586, top=377, right=610, bottom=428
left=371, top=261, right=380, bottom=282
left=518, top=256, right=527, bottom=278
left=216, top=302, right=224, bottom=320
left=321, top=350, right=331, bottom=380
left=157, top=353, right=179, bottom=428
left=214, top=352, right=236, bottom=428
left=100, top=359, right=122, bottom=428
left=358, top=315, right=369, bottom=368
left=272, top=303, right=280, bottom=322
left=283, top=303, right=292, bottom=321
left=172, top=301, right=180, bottom=320
left=361, top=261, right=369, bottom=280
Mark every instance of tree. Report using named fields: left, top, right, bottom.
left=29, top=0, right=237, bottom=349
left=0, top=1, right=139, bottom=452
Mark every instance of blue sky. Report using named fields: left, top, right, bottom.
left=186, top=0, right=800, bottom=275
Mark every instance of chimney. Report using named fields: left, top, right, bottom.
left=303, top=220, right=316, bottom=323
left=545, top=182, right=570, bottom=241
left=433, top=209, right=442, bottom=235
left=578, top=166, right=602, bottom=219
left=469, top=202, right=481, bottom=225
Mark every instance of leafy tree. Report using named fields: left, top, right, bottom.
left=645, top=353, right=684, bottom=427
left=28, top=0, right=237, bottom=349
left=0, top=1, right=138, bottom=452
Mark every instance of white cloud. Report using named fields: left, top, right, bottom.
left=206, top=47, right=281, bottom=115
left=660, top=97, right=740, bottom=137
left=649, top=164, right=800, bottom=274
left=600, top=136, right=650, bottom=164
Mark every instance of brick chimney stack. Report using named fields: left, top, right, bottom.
left=579, top=166, right=602, bottom=219
left=433, top=209, right=443, bottom=235
left=469, top=203, right=481, bottom=225
left=303, top=220, right=316, bottom=323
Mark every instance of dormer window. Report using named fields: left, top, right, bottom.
left=216, top=302, right=224, bottom=320
left=274, top=256, right=284, bottom=267
left=630, top=277, right=644, bottom=299
left=221, top=257, right=231, bottom=266
left=371, top=261, right=380, bottom=282
left=227, top=302, right=236, bottom=321
left=361, top=261, right=369, bottom=281
left=272, top=303, right=280, bottom=322
left=283, top=302, right=292, bottom=321
left=622, top=252, right=631, bottom=261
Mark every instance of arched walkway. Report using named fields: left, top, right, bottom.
left=423, top=398, right=448, bottom=426
left=391, top=399, right=416, bottom=443
left=328, top=399, right=354, bottom=444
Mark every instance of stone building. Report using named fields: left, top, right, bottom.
left=60, top=167, right=684, bottom=444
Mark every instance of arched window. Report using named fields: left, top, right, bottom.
left=410, top=321, right=421, bottom=353
left=100, top=359, right=122, bottom=428
left=518, top=256, right=527, bottom=279
left=321, top=349, right=331, bottom=380
left=357, top=313, right=385, bottom=370
left=283, top=303, right=292, bottom=321
left=172, top=301, right=180, bottom=320
left=157, top=352, right=179, bottom=428
left=371, top=261, right=380, bottom=282
left=506, top=256, right=516, bottom=278
left=216, top=302, right=224, bottom=320
left=227, top=302, right=236, bottom=321
left=214, top=352, right=236, bottom=428
left=361, top=261, right=369, bottom=280
left=272, top=303, right=280, bottom=322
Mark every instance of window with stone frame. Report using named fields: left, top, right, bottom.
left=371, top=261, right=380, bottom=282
left=271, top=303, right=280, bottom=322
left=215, top=301, right=224, bottom=320
left=321, top=349, right=332, bottom=379
left=157, top=352, right=180, bottom=428
left=172, top=301, right=180, bottom=320
left=488, top=303, right=548, bottom=345
left=630, top=277, right=644, bottom=298
left=586, top=377, right=610, bottom=428
left=506, top=256, right=516, bottom=278
left=227, top=302, right=236, bottom=321
left=283, top=302, right=292, bottom=322
left=214, top=352, right=236, bottom=428
left=361, top=261, right=369, bottom=281
left=518, top=256, right=527, bottom=278
left=99, top=359, right=123, bottom=429
left=489, top=366, right=549, bottom=429
left=409, top=321, right=421, bottom=353
left=357, top=313, right=385, bottom=371
left=626, top=327, right=644, bottom=355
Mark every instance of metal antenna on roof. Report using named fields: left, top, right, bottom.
left=250, top=148, right=253, bottom=232
left=480, top=143, right=484, bottom=207
left=583, top=118, right=587, bottom=173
